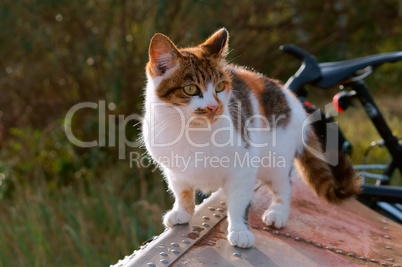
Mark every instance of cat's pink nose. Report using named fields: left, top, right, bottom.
left=207, top=105, right=219, bottom=113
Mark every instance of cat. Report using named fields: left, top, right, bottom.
left=142, top=28, right=360, bottom=248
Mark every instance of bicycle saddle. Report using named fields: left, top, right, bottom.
left=316, top=51, right=402, bottom=88
left=281, top=45, right=402, bottom=91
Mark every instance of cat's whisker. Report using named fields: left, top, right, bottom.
left=145, top=115, right=185, bottom=144
left=227, top=54, right=241, bottom=64
left=133, top=120, right=143, bottom=128
left=226, top=48, right=235, bottom=56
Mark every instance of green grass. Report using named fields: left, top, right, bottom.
left=0, top=124, right=172, bottom=267
left=0, top=170, right=171, bottom=267
left=335, top=95, right=402, bottom=185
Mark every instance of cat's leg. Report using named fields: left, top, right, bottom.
left=163, top=173, right=195, bottom=228
left=260, top=154, right=293, bottom=229
left=224, top=168, right=257, bottom=248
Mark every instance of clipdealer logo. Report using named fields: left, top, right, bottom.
left=64, top=101, right=340, bottom=166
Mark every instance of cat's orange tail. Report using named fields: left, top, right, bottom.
left=294, top=130, right=361, bottom=203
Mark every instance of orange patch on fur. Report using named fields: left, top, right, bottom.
left=146, top=62, right=157, bottom=78
left=274, top=199, right=283, bottom=204
left=236, top=69, right=269, bottom=127
left=236, top=67, right=290, bottom=127
left=180, top=47, right=205, bottom=58
left=212, top=93, right=224, bottom=117
left=180, top=189, right=195, bottom=213
left=237, top=69, right=265, bottom=95
left=212, top=92, right=220, bottom=104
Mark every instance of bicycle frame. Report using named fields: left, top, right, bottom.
left=283, top=49, right=402, bottom=208
left=346, top=80, right=402, bottom=185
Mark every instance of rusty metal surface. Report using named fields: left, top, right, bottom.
left=174, top=179, right=402, bottom=266
left=111, top=189, right=228, bottom=267
left=175, top=219, right=359, bottom=267
left=112, top=178, right=402, bottom=267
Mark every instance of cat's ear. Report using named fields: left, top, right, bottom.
left=149, top=33, right=182, bottom=76
left=200, top=28, right=229, bottom=58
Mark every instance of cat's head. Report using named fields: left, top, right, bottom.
left=146, top=28, right=231, bottom=125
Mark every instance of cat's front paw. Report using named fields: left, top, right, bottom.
left=262, top=204, right=289, bottom=229
left=227, top=230, right=255, bottom=248
left=163, top=209, right=192, bottom=228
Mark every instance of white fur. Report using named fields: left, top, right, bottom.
left=142, top=71, right=308, bottom=248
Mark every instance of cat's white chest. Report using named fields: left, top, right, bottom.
left=143, top=109, right=255, bottom=190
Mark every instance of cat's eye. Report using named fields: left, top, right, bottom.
left=183, top=85, right=199, bottom=96
left=215, top=82, right=225, bottom=93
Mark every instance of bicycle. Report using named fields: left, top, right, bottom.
left=281, top=45, right=402, bottom=223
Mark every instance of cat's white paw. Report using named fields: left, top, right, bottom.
left=262, top=204, right=289, bottom=229
left=163, top=209, right=192, bottom=228
left=227, top=230, right=255, bottom=248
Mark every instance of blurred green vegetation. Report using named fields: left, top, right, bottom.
left=0, top=0, right=401, bottom=266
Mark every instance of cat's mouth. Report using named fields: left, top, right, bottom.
left=190, top=113, right=222, bottom=125
left=190, top=106, right=224, bottom=125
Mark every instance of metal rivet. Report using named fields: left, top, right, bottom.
left=220, top=201, right=226, bottom=205
left=252, top=225, right=260, bottom=229
left=388, top=258, right=394, bottom=262
left=182, top=234, right=188, bottom=238
left=371, top=259, right=377, bottom=263
left=208, top=207, right=215, bottom=211
left=336, top=250, right=343, bottom=254
left=326, top=246, right=333, bottom=250
left=348, top=253, right=355, bottom=257
left=384, top=226, right=389, bottom=230
left=213, top=213, right=221, bottom=218
left=393, top=264, right=400, bottom=267
left=386, top=246, right=392, bottom=250
left=202, top=222, right=210, bottom=227
left=147, top=263, right=156, bottom=267
left=160, top=259, right=169, bottom=264
left=263, top=227, right=270, bottom=231
left=285, top=233, right=290, bottom=237
left=172, top=249, right=180, bottom=254
left=305, top=240, right=312, bottom=243
left=381, top=263, right=388, bottom=266
left=384, top=235, right=390, bottom=239
left=192, top=225, right=199, bottom=229
left=193, top=231, right=200, bottom=235
left=182, top=240, right=190, bottom=244
left=202, top=216, right=210, bottom=220
left=273, top=230, right=279, bottom=235
left=315, top=243, right=322, bottom=248
left=171, top=242, right=179, bottom=247
left=294, top=237, right=300, bottom=241
left=233, top=252, right=241, bottom=257
left=159, top=252, right=168, bottom=257
left=359, top=256, right=366, bottom=261
left=383, top=220, right=387, bottom=224
left=217, top=208, right=224, bottom=212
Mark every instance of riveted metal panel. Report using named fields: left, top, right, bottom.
left=111, top=189, right=228, bottom=267
left=112, top=178, right=402, bottom=267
